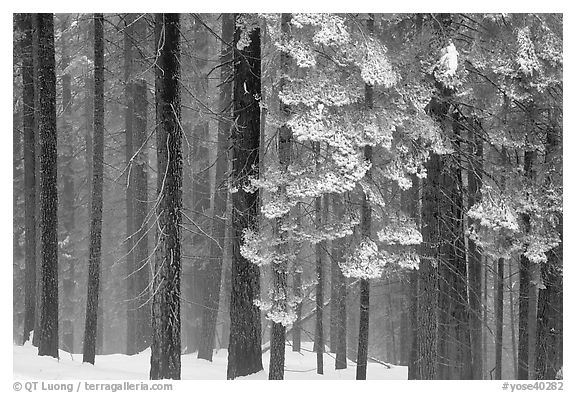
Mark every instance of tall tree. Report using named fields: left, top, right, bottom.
left=150, top=13, right=182, bottom=380
left=269, top=12, right=293, bottom=380
left=313, top=187, right=325, bottom=375
left=124, top=13, right=137, bottom=356
left=467, top=119, right=484, bottom=379
left=34, top=12, right=59, bottom=358
left=197, top=12, right=234, bottom=362
left=83, top=13, right=105, bottom=365
left=19, top=13, right=36, bottom=345
left=535, top=110, right=563, bottom=380
left=333, top=194, right=347, bottom=370
left=226, top=15, right=263, bottom=380
left=59, top=14, right=76, bottom=354
left=518, top=147, right=536, bottom=380
left=132, top=78, right=151, bottom=353
left=355, top=13, right=374, bottom=381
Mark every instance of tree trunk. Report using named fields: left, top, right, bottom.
left=59, top=15, right=76, bottom=354
left=418, top=151, right=440, bottom=380
left=535, top=117, right=562, bottom=380
left=19, top=13, right=36, bottom=346
left=197, top=13, right=234, bottom=362
left=467, top=119, right=484, bottom=380
left=226, top=17, right=263, bottom=380
left=133, top=79, right=151, bottom=352
left=356, top=15, right=374, bottom=380
left=313, top=191, right=326, bottom=374
left=495, top=258, right=504, bottom=379
left=34, top=12, right=59, bottom=359
left=82, top=13, right=105, bottom=365
left=292, top=203, right=303, bottom=353
left=332, top=194, right=347, bottom=370
left=150, top=13, right=182, bottom=380
left=269, top=12, right=293, bottom=380
left=518, top=149, right=535, bottom=380
left=123, top=13, right=137, bottom=356
left=509, top=261, right=518, bottom=379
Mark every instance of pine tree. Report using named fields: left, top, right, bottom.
left=197, top=13, right=234, bottom=362
left=19, top=12, right=36, bottom=346
left=34, top=12, right=59, bottom=359
left=150, top=13, right=182, bottom=380
left=83, top=13, right=105, bottom=365
left=226, top=15, right=263, bottom=380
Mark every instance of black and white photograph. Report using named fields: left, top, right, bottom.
left=11, top=10, right=564, bottom=385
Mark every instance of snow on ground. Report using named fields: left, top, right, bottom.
left=14, top=341, right=407, bottom=380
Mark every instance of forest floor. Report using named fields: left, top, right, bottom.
left=14, top=341, right=407, bottom=380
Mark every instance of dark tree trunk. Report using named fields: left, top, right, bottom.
left=19, top=13, right=36, bottom=346
left=150, top=13, right=182, bottom=380
left=197, top=13, right=234, bottom=362
left=535, top=118, right=563, bottom=380
left=467, top=119, right=484, bottom=380
left=332, top=194, right=347, bottom=370
left=401, top=175, right=420, bottom=379
left=33, top=12, right=59, bottom=359
left=495, top=258, right=504, bottom=379
left=313, top=154, right=325, bottom=375
left=518, top=149, right=536, bottom=380
left=269, top=12, right=292, bottom=381
left=418, top=151, right=440, bottom=380
left=509, top=261, right=518, bottom=379
left=59, top=15, right=76, bottom=354
left=82, top=13, right=105, bottom=365
left=356, top=16, right=374, bottom=380
left=123, top=13, right=137, bottom=356
left=226, top=17, right=263, bottom=380
left=292, top=203, right=303, bottom=353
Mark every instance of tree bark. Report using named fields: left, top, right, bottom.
left=535, top=116, right=563, bottom=380
left=226, top=17, right=263, bottom=380
left=59, top=14, right=76, bottom=354
left=518, top=149, right=536, bottom=380
left=82, top=13, right=105, bottom=365
left=467, top=119, right=484, bottom=380
left=123, top=13, right=137, bottom=356
left=34, top=12, right=59, bottom=359
left=150, top=13, right=182, bottom=380
left=332, top=194, right=348, bottom=370
left=269, top=12, right=293, bottom=380
left=495, top=258, right=504, bottom=379
left=19, top=13, right=36, bottom=346
left=197, top=13, right=234, bottom=362
left=133, top=79, right=151, bottom=353
left=356, top=15, right=374, bottom=380
left=313, top=190, right=326, bottom=375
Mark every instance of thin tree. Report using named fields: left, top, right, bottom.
left=355, top=13, right=374, bottom=381
left=34, top=12, right=59, bottom=359
left=467, top=119, right=484, bottom=379
left=333, top=194, right=347, bottom=370
left=150, top=13, right=182, bottom=380
left=269, top=12, right=292, bottom=380
left=83, top=13, right=105, bottom=365
left=534, top=113, right=563, bottom=380
left=313, top=153, right=325, bottom=375
left=197, top=12, right=234, bottom=362
left=124, top=12, right=137, bottom=356
left=19, top=12, right=36, bottom=346
left=226, top=15, right=263, bottom=380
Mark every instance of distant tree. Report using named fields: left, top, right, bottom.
left=197, top=13, right=234, bottom=362
left=83, top=13, right=105, bottom=365
left=150, top=13, right=182, bottom=380
left=34, top=12, right=59, bottom=359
